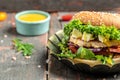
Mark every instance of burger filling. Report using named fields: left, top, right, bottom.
left=57, top=20, right=120, bottom=65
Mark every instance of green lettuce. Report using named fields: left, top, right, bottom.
left=64, top=20, right=120, bottom=40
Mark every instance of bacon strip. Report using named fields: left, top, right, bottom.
left=68, top=42, right=120, bottom=56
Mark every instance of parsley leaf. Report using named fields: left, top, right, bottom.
left=12, top=38, right=34, bottom=56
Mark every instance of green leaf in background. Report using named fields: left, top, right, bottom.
left=12, top=38, right=34, bottom=56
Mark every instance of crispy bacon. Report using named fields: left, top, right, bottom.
left=68, top=42, right=120, bottom=56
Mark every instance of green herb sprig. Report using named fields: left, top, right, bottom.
left=12, top=38, right=34, bottom=56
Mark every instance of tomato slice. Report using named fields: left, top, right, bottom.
left=68, top=45, right=77, bottom=53
left=61, top=14, right=73, bottom=21
left=109, top=47, right=120, bottom=53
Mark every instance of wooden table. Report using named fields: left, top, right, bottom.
left=0, top=12, right=120, bottom=80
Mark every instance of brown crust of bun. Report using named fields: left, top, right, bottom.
left=72, top=11, right=120, bottom=29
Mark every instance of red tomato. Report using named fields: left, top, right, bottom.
left=68, top=45, right=77, bottom=53
left=61, top=14, right=73, bottom=21
left=109, top=47, right=120, bottom=53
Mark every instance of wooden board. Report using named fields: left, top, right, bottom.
left=0, top=13, right=47, bottom=80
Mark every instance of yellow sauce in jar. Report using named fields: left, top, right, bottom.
left=19, top=14, right=47, bottom=22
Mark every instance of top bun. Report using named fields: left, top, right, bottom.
left=72, top=11, right=120, bottom=29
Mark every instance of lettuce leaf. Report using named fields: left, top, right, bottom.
left=76, top=47, right=95, bottom=59
left=64, top=20, right=120, bottom=40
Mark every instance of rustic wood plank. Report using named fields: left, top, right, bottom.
left=48, top=13, right=67, bottom=80
left=0, top=13, right=47, bottom=80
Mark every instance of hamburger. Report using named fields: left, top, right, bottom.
left=57, top=11, right=120, bottom=65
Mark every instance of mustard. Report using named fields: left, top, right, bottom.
left=19, top=14, right=46, bottom=22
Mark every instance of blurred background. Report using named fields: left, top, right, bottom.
left=1, top=0, right=120, bottom=13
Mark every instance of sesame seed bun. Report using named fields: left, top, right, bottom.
left=72, top=11, right=120, bottom=29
